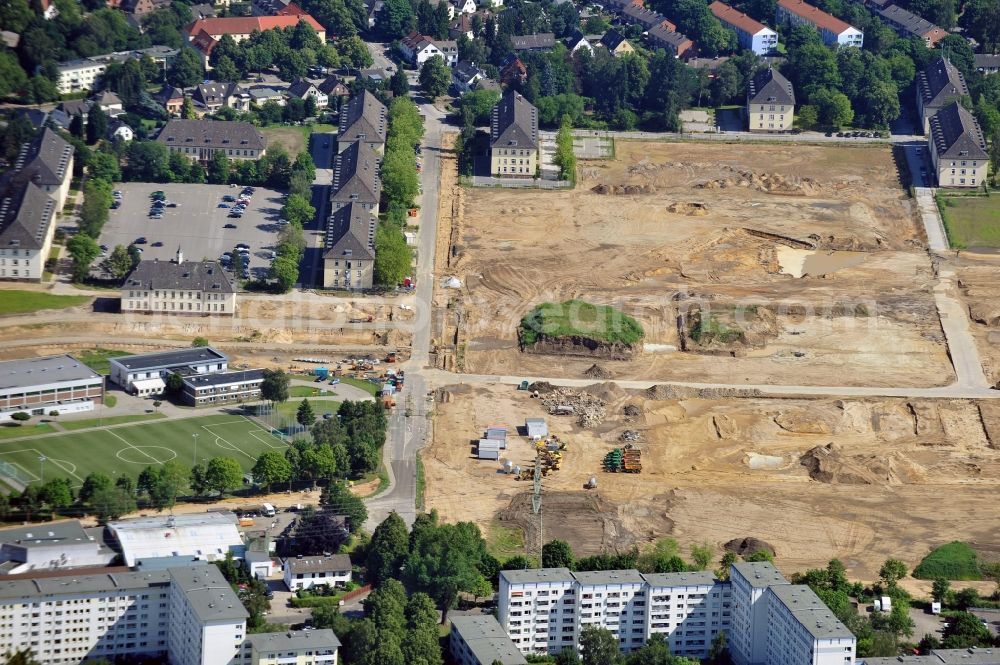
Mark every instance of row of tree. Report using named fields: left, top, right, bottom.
left=373, top=97, right=421, bottom=286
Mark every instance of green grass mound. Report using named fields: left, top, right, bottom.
left=520, top=300, right=644, bottom=346
left=913, top=541, right=982, bottom=580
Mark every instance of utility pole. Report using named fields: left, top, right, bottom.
left=532, top=452, right=542, bottom=565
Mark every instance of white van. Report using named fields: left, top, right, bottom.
left=261, top=503, right=276, bottom=517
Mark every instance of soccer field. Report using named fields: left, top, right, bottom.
left=0, top=414, right=288, bottom=489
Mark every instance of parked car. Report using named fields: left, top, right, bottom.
left=224, top=223, right=237, bottom=229
left=151, top=241, right=163, bottom=247
left=222, top=195, right=235, bottom=202
left=166, top=202, right=177, bottom=208
left=111, top=201, right=120, bottom=209
left=135, top=237, right=147, bottom=244
left=218, top=203, right=230, bottom=208
left=236, top=243, right=250, bottom=250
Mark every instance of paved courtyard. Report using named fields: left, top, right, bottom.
left=100, top=182, right=286, bottom=280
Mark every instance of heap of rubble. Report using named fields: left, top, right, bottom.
left=541, top=388, right=607, bottom=428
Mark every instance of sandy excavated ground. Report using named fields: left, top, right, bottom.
left=424, top=383, right=1000, bottom=580
left=955, top=253, right=1000, bottom=387
left=435, top=141, right=952, bottom=387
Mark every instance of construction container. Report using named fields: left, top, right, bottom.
left=525, top=418, right=548, bottom=440
left=314, top=367, right=329, bottom=379
left=502, top=459, right=514, bottom=474
left=478, top=440, right=501, bottom=460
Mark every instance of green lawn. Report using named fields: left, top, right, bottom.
left=0, top=291, right=92, bottom=316
left=520, top=299, right=645, bottom=346
left=60, top=412, right=166, bottom=431
left=486, top=521, right=527, bottom=561
left=262, top=123, right=337, bottom=156
left=338, top=377, right=381, bottom=396
left=936, top=193, right=1000, bottom=249
left=0, top=422, right=56, bottom=441
left=275, top=398, right=341, bottom=420
left=75, top=348, right=130, bottom=375
left=913, top=541, right=983, bottom=580
left=0, top=413, right=289, bottom=488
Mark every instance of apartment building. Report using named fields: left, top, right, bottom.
left=646, top=25, right=694, bottom=57
left=916, top=57, right=968, bottom=133
left=490, top=91, right=539, bottom=178
left=156, top=119, right=267, bottom=162
left=709, top=1, right=778, bottom=55
left=282, top=554, right=352, bottom=591
left=644, top=571, right=732, bottom=660
left=55, top=46, right=179, bottom=94
left=450, top=615, right=527, bottom=665
left=399, top=31, right=459, bottom=66
left=499, top=563, right=855, bottom=664
left=928, top=101, right=989, bottom=188
left=747, top=67, right=795, bottom=132
left=242, top=629, right=340, bottom=665
left=167, top=566, right=248, bottom=665
left=775, top=0, right=863, bottom=47
left=322, top=202, right=377, bottom=290
left=329, top=139, right=382, bottom=214
left=0, top=354, right=102, bottom=422
left=121, top=255, right=237, bottom=315
left=877, top=5, right=948, bottom=47
left=108, top=346, right=228, bottom=394
left=186, top=14, right=325, bottom=65
left=180, top=369, right=264, bottom=407
left=337, top=90, right=388, bottom=153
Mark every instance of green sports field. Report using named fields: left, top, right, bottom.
left=0, top=414, right=289, bottom=489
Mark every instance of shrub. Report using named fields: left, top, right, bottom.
left=520, top=300, right=644, bottom=346
left=105, top=395, right=117, bottom=408
left=10, top=412, right=30, bottom=422
left=913, top=542, right=982, bottom=581
left=48, top=410, right=59, bottom=417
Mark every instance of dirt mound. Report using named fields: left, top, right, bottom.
left=774, top=409, right=837, bottom=434
left=667, top=201, right=709, bottom=216
left=585, top=381, right=627, bottom=402
left=497, top=491, right=631, bottom=556
left=528, top=381, right=556, bottom=393
left=645, top=384, right=699, bottom=400
left=584, top=363, right=613, bottom=379
left=591, top=183, right=657, bottom=195
left=619, top=429, right=642, bottom=442
left=695, top=167, right=823, bottom=196
left=724, top=537, right=776, bottom=558
left=622, top=404, right=642, bottom=420
left=799, top=442, right=903, bottom=485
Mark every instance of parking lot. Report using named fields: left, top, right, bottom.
left=101, top=182, right=287, bottom=280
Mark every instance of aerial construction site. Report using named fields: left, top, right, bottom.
left=427, top=137, right=1000, bottom=581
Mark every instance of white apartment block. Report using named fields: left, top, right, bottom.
left=499, top=563, right=855, bottom=664
left=775, top=0, right=863, bottom=47
left=242, top=629, right=340, bottom=665
left=167, top=566, right=247, bottom=665
left=709, top=1, right=778, bottom=55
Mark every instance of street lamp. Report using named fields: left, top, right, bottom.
left=38, top=456, right=46, bottom=483
left=192, top=433, right=199, bottom=467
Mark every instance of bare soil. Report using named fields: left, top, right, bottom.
left=424, top=383, right=1000, bottom=581
left=434, top=140, right=951, bottom=387
left=955, top=252, right=1000, bottom=387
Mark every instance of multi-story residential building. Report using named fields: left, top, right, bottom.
left=108, top=346, right=229, bottom=394
left=121, top=255, right=237, bottom=315
left=193, top=81, right=250, bottom=113
left=975, top=53, right=1000, bottom=75
left=287, top=79, right=329, bottom=108
left=644, top=571, right=731, bottom=660
left=620, top=4, right=675, bottom=32
left=0, top=520, right=114, bottom=574
left=10, top=127, right=74, bottom=212
left=646, top=25, right=694, bottom=57
left=167, top=566, right=248, bottom=665
left=242, top=629, right=341, bottom=665
left=498, top=568, right=577, bottom=654
left=330, top=140, right=382, bottom=215
left=775, top=0, right=863, bottom=47
left=337, top=90, right=387, bottom=153
left=765, top=585, right=857, bottom=665
left=186, top=14, right=325, bottom=65
left=747, top=67, right=795, bottom=132
left=709, top=1, right=778, bottom=55
left=877, top=5, right=948, bottom=47
left=451, top=615, right=527, bottom=665
left=54, top=45, right=179, bottom=94
left=322, top=202, right=377, bottom=290
left=282, top=554, right=352, bottom=591
left=500, top=563, right=853, bottom=664
left=399, top=31, right=459, bottom=66
left=490, top=91, right=539, bottom=178
left=157, top=119, right=267, bottom=162
left=0, top=355, right=103, bottom=421
left=916, top=57, right=968, bottom=133
left=863, top=650, right=1000, bottom=664
left=928, top=101, right=990, bottom=189
left=180, top=369, right=264, bottom=407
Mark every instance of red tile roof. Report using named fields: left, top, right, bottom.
left=777, top=0, right=853, bottom=34
left=186, top=14, right=324, bottom=40
left=709, top=1, right=768, bottom=35
left=277, top=2, right=308, bottom=15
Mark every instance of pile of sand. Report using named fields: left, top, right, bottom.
left=696, top=169, right=822, bottom=196
left=591, top=183, right=657, bottom=195
left=724, top=537, right=776, bottom=558
left=799, top=442, right=905, bottom=485
left=584, top=363, right=613, bottom=379
left=666, top=201, right=709, bottom=216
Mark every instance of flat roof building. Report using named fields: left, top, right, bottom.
left=181, top=369, right=264, bottom=408
left=0, top=520, right=113, bottom=575
left=451, top=615, right=527, bottom=665
left=109, top=346, right=228, bottom=393
left=0, top=354, right=103, bottom=422
left=108, top=511, right=244, bottom=567
left=245, top=629, right=341, bottom=664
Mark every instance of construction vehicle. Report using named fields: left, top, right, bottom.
left=382, top=395, right=396, bottom=410
left=386, top=352, right=397, bottom=363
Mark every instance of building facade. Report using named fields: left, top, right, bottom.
left=329, top=140, right=382, bottom=214
left=0, top=521, right=112, bottom=575
left=121, top=257, right=237, bottom=315
left=747, top=68, right=795, bottom=132
left=928, top=101, right=989, bottom=188
left=243, top=630, right=340, bottom=665
left=0, top=355, right=103, bottom=421
left=775, top=0, right=863, bottom=47
left=108, top=513, right=245, bottom=567
left=180, top=369, right=263, bottom=407
left=156, top=119, right=267, bottom=162
left=282, top=554, right=352, bottom=591
left=55, top=46, right=179, bottom=94
left=645, top=572, right=732, bottom=660
left=646, top=25, right=694, bottom=57
left=710, top=1, right=778, bottom=55
left=490, top=91, right=539, bottom=178
left=322, top=203, right=377, bottom=290
left=916, top=57, right=968, bottom=133
left=108, top=347, right=228, bottom=393
left=877, top=5, right=947, bottom=47
left=765, top=585, right=857, bottom=665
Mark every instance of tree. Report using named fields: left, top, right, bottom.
left=182, top=96, right=197, bottom=119
left=991, top=129, right=1000, bottom=187
left=879, top=558, right=907, bottom=589
left=554, top=115, right=576, bottom=181
left=78, top=177, right=112, bottom=237
left=101, top=245, right=134, bottom=280
left=374, top=222, right=412, bottom=286
left=88, top=150, right=122, bottom=183
left=137, top=460, right=188, bottom=511
left=168, top=47, right=205, bottom=88
left=164, top=372, right=184, bottom=395
left=707, top=631, right=731, bottom=665
left=125, top=141, right=170, bottom=181
left=192, top=336, right=209, bottom=347
left=322, top=480, right=367, bottom=531
left=89, top=484, right=136, bottom=522
left=367, top=511, right=410, bottom=586
left=419, top=55, right=450, bottom=101
left=252, top=450, right=292, bottom=492
left=207, top=150, right=230, bottom=184
left=205, top=456, right=243, bottom=495
left=261, top=369, right=290, bottom=405
left=390, top=68, right=410, bottom=98
left=9, top=412, right=30, bottom=422
left=542, top=540, right=575, bottom=569
left=79, top=472, right=113, bottom=505
left=402, top=592, right=443, bottom=665
left=555, top=648, right=583, bottom=665
left=282, top=193, right=316, bottom=227
left=381, top=145, right=419, bottom=207
left=580, top=625, right=621, bottom=665
left=269, top=255, right=299, bottom=293
left=67, top=234, right=100, bottom=283
left=942, top=612, right=992, bottom=648
left=812, top=88, right=854, bottom=129
left=214, top=55, right=241, bottom=83
left=296, top=399, right=315, bottom=427
left=717, top=551, right=738, bottom=580
left=189, top=462, right=209, bottom=497
left=86, top=105, right=109, bottom=145
left=376, top=0, right=414, bottom=39
left=954, top=587, right=980, bottom=610
left=40, top=478, right=74, bottom=513
left=691, top=542, right=715, bottom=570
left=745, top=549, right=774, bottom=563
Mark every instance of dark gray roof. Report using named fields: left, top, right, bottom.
left=110, top=346, right=227, bottom=372
left=338, top=90, right=387, bottom=146
left=0, top=181, right=56, bottom=251
left=318, top=75, right=349, bottom=95
left=124, top=260, right=235, bottom=293
left=767, top=584, right=855, bottom=640
left=168, top=565, right=249, bottom=623
left=601, top=28, right=630, bottom=50
left=929, top=101, right=989, bottom=160
left=153, top=85, right=185, bottom=103
left=14, top=127, right=74, bottom=188
left=647, top=24, right=692, bottom=51
left=878, top=4, right=944, bottom=38
left=975, top=54, right=1000, bottom=70
left=248, top=629, right=341, bottom=654
left=287, top=80, right=319, bottom=98
left=511, top=33, right=556, bottom=50
left=451, top=616, right=527, bottom=665
left=285, top=553, right=351, bottom=574
left=95, top=90, right=122, bottom=107
left=0, top=355, right=100, bottom=391
left=490, top=91, right=538, bottom=150
left=0, top=520, right=94, bottom=550
left=918, top=57, right=968, bottom=110
left=331, top=140, right=381, bottom=207
left=748, top=67, right=795, bottom=105
left=0, top=569, right=172, bottom=601
left=622, top=4, right=669, bottom=28
left=324, top=203, right=376, bottom=261
left=156, top=119, right=266, bottom=152
left=55, top=100, right=91, bottom=119
left=454, top=60, right=485, bottom=84
left=182, top=368, right=263, bottom=388
left=194, top=81, right=242, bottom=106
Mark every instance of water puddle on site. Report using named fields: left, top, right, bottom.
left=776, top=247, right=867, bottom=278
